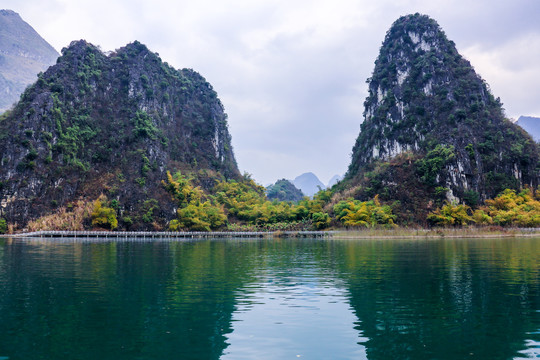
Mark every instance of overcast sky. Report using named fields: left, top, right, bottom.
left=4, top=0, right=540, bottom=185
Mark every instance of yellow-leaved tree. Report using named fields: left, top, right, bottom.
left=475, top=189, right=540, bottom=227
left=333, top=195, right=396, bottom=228
left=163, top=171, right=226, bottom=231
left=427, top=201, right=473, bottom=226
left=91, top=195, right=118, bottom=230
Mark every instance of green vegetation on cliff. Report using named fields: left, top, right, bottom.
left=0, top=40, right=239, bottom=230
left=338, top=13, right=539, bottom=221
left=1, top=14, right=539, bottom=232
left=0, top=218, right=7, bottom=234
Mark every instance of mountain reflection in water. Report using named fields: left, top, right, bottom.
left=0, top=237, right=538, bottom=359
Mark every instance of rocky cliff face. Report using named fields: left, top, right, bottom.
left=347, top=13, right=539, bottom=202
left=0, top=40, right=239, bottom=228
left=0, top=9, right=59, bottom=113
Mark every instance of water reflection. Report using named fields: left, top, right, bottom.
left=223, top=256, right=367, bottom=359
left=0, top=238, right=256, bottom=360
left=335, top=238, right=540, bottom=359
left=0, top=237, right=538, bottom=360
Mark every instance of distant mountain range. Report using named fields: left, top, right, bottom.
left=327, top=174, right=342, bottom=188
left=282, top=172, right=343, bottom=198
left=516, top=116, right=540, bottom=142
left=266, top=173, right=343, bottom=200
left=292, top=172, right=326, bottom=197
left=0, top=9, right=59, bottom=113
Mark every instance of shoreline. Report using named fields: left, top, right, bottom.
left=4, top=227, right=540, bottom=239
left=332, top=227, right=540, bottom=239
left=6, top=230, right=333, bottom=239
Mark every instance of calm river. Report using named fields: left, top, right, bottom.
left=0, top=236, right=538, bottom=359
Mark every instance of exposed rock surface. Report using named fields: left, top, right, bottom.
left=0, top=40, right=239, bottom=228
left=346, top=13, right=539, bottom=203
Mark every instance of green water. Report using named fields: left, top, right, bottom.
left=0, top=237, right=538, bottom=359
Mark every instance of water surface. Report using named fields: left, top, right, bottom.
left=0, top=237, right=538, bottom=359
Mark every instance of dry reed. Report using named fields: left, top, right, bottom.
left=333, top=226, right=540, bottom=239
left=26, top=199, right=95, bottom=231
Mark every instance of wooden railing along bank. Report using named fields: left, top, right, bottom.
left=10, top=230, right=334, bottom=239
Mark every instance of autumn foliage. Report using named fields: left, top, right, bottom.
left=428, top=189, right=540, bottom=227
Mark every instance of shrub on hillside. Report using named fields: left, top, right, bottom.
left=333, top=195, right=396, bottom=227
left=91, top=196, right=118, bottom=230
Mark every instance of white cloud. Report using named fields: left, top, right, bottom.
left=462, top=33, right=540, bottom=118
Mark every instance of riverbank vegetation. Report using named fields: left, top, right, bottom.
left=160, top=175, right=539, bottom=232
left=2, top=170, right=538, bottom=234
left=427, top=189, right=540, bottom=227
left=24, top=199, right=95, bottom=232
left=333, top=226, right=540, bottom=239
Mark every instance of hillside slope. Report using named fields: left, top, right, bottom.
left=267, top=179, right=305, bottom=202
left=344, top=14, right=538, bottom=213
left=0, top=40, right=239, bottom=229
left=0, top=9, right=59, bottom=113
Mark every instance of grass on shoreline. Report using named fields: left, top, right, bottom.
left=6, top=225, right=540, bottom=239
left=332, top=226, right=540, bottom=239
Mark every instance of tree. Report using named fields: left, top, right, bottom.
left=169, top=202, right=226, bottom=232
left=0, top=218, right=7, bottom=234
left=427, top=201, right=473, bottom=226
left=162, top=170, right=203, bottom=207
left=91, top=196, right=118, bottom=230
left=333, top=195, right=396, bottom=227
left=479, top=189, right=540, bottom=227
left=312, top=212, right=330, bottom=229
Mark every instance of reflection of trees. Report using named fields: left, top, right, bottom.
left=0, top=239, right=260, bottom=360
left=0, top=238, right=538, bottom=360
left=335, top=239, right=540, bottom=360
